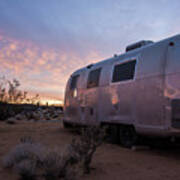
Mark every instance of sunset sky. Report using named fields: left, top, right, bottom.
left=0, top=0, right=180, bottom=105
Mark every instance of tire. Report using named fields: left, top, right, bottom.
left=106, top=125, right=119, bottom=144
left=119, top=126, right=138, bottom=148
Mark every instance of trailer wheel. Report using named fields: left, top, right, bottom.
left=119, top=126, right=138, bottom=148
left=107, top=125, right=119, bottom=144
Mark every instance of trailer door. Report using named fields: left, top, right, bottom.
left=80, top=68, right=101, bottom=125
left=107, top=59, right=137, bottom=125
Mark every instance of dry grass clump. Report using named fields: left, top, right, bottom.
left=2, top=137, right=45, bottom=170
left=2, top=126, right=105, bottom=180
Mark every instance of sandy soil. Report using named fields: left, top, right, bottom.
left=1, top=121, right=180, bottom=180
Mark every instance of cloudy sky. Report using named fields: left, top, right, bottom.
left=0, top=0, right=179, bottom=104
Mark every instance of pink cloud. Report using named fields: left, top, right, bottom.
left=0, top=34, right=106, bottom=101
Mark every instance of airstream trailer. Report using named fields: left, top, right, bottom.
left=63, top=34, right=180, bottom=147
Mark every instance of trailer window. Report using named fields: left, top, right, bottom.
left=87, top=68, right=101, bottom=88
left=112, top=60, right=136, bottom=82
left=70, top=75, right=79, bottom=90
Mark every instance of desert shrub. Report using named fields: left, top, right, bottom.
left=2, top=138, right=45, bottom=169
left=41, top=149, right=79, bottom=180
left=57, top=152, right=79, bottom=180
left=15, top=159, right=37, bottom=180
left=63, top=166, right=77, bottom=180
left=42, top=150, right=62, bottom=180
left=67, top=126, right=106, bottom=174
left=2, top=127, right=105, bottom=180
left=2, top=136, right=46, bottom=180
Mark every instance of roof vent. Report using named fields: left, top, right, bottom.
left=126, top=40, right=153, bottom=52
left=86, top=64, right=94, bottom=69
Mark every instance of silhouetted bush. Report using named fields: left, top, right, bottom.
left=0, top=77, right=39, bottom=121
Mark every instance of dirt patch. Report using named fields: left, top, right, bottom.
left=1, top=121, right=180, bottom=180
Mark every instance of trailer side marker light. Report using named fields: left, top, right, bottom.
left=169, top=42, right=174, bottom=46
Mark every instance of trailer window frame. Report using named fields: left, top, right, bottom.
left=111, top=58, right=137, bottom=84
left=87, top=68, right=102, bottom=88
left=70, top=74, right=80, bottom=90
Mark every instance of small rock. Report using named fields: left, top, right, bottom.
left=6, top=118, right=16, bottom=124
left=131, top=145, right=150, bottom=151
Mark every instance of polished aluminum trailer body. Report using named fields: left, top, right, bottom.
left=64, top=35, right=180, bottom=138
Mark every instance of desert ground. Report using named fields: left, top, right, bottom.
left=1, top=121, right=180, bottom=180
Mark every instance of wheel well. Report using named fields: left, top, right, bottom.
left=101, top=122, right=135, bottom=130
